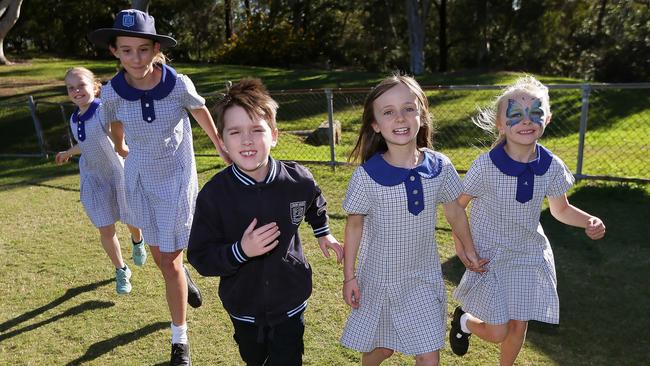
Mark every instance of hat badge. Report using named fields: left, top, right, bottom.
left=122, top=13, right=135, bottom=27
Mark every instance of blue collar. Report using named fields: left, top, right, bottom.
left=72, top=99, right=100, bottom=142
left=489, top=142, right=552, bottom=176
left=110, top=64, right=177, bottom=101
left=362, top=150, right=442, bottom=216
left=489, top=142, right=553, bottom=203
left=230, top=157, right=278, bottom=186
left=72, top=99, right=100, bottom=124
left=362, top=150, right=443, bottom=187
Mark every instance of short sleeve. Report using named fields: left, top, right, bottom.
left=178, top=74, right=205, bottom=110
left=463, top=155, right=487, bottom=198
left=99, top=84, right=118, bottom=125
left=342, top=167, right=371, bottom=215
left=546, top=156, right=575, bottom=197
left=95, top=104, right=111, bottom=134
left=437, top=154, right=463, bottom=203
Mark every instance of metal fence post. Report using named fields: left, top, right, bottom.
left=575, top=84, right=591, bottom=180
left=325, top=88, right=336, bottom=169
left=27, top=95, right=48, bottom=158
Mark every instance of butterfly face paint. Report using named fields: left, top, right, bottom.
left=505, top=97, right=546, bottom=127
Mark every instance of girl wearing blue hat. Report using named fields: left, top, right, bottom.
left=89, top=9, right=228, bottom=366
left=448, top=75, right=606, bottom=365
left=56, top=66, right=146, bottom=295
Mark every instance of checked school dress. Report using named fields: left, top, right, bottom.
left=101, top=64, right=203, bottom=252
left=341, top=150, right=463, bottom=355
left=69, top=99, right=133, bottom=228
left=453, top=142, right=574, bottom=325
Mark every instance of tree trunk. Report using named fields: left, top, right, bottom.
left=437, top=0, right=447, bottom=72
left=477, top=0, right=489, bottom=66
left=131, top=0, right=150, bottom=12
left=0, top=0, right=23, bottom=65
left=225, top=0, right=232, bottom=40
left=406, top=0, right=431, bottom=75
left=244, top=0, right=251, bottom=19
left=595, top=0, right=608, bottom=35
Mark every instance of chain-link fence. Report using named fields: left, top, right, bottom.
left=2, top=83, right=648, bottom=183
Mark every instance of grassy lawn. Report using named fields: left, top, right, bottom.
left=2, top=58, right=648, bottom=181
left=0, top=156, right=648, bottom=365
left=0, top=58, right=649, bottom=364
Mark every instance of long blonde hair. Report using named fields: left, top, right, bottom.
left=473, top=75, right=551, bottom=147
left=349, top=74, right=433, bottom=164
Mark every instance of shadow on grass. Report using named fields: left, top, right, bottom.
left=0, top=157, right=79, bottom=192
left=0, top=300, right=114, bottom=343
left=0, top=278, right=113, bottom=333
left=65, top=321, right=169, bottom=366
left=442, top=184, right=650, bottom=365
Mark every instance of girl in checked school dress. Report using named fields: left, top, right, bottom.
left=448, top=75, right=606, bottom=366
left=340, top=74, right=485, bottom=366
left=88, top=9, right=228, bottom=365
left=56, top=67, right=145, bottom=295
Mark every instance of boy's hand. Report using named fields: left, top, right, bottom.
left=317, top=234, right=343, bottom=263
left=55, top=151, right=70, bottom=165
left=343, top=277, right=361, bottom=309
left=585, top=216, right=606, bottom=240
left=241, top=218, right=280, bottom=257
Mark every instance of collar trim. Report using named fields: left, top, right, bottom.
left=362, top=150, right=443, bottom=187
left=110, top=64, right=177, bottom=101
left=489, top=142, right=554, bottom=203
left=361, top=150, right=442, bottom=215
left=72, top=99, right=100, bottom=142
left=72, top=99, right=100, bottom=124
left=231, top=158, right=278, bottom=186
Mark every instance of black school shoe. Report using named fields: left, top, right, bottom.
left=184, top=265, right=202, bottom=308
left=449, top=306, right=471, bottom=356
left=170, top=343, right=191, bottom=366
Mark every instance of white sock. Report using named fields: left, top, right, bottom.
left=171, top=322, right=188, bottom=344
left=460, top=313, right=472, bottom=334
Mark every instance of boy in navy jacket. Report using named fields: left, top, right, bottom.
left=188, top=78, right=343, bottom=366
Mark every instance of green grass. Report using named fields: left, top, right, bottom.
left=0, top=157, right=648, bottom=365
left=2, top=58, right=648, bottom=180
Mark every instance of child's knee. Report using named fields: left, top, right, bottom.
left=371, top=347, right=394, bottom=359
left=488, top=324, right=509, bottom=343
left=159, top=252, right=183, bottom=275
left=379, top=348, right=394, bottom=358
left=98, top=225, right=116, bottom=239
left=415, top=351, right=439, bottom=366
left=508, top=320, right=528, bottom=337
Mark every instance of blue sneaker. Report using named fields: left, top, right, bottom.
left=116, top=265, right=132, bottom=294
left=132, top=237, right=147, bottom=267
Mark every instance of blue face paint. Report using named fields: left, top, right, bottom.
left=505, top=98, right=545, bottom=127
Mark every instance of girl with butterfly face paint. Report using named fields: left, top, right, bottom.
left=448, top=75, right=606, bottom=366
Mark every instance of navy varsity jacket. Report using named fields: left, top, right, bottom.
left=187, top=158, right=331, bottom=328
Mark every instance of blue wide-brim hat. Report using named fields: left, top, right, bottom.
left=87, top=9, right=177, bottom=48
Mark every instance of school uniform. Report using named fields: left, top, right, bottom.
left=69, top=99, right=132, bottom=228
left=101, top=64, right=202, bottom=252
left=340, top=150, right=462, bottom=355
left=187, top=158, right=330, bottom=364
left=453, top=142, right=574, bottom=325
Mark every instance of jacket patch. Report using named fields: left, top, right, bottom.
left=290, top=201, right=306, bottom=225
